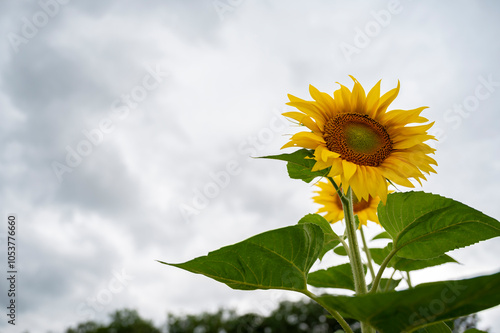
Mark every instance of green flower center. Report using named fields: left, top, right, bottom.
left=324, top=113, right=393, bottom=167
left=344, top=122, right=383, bottom=154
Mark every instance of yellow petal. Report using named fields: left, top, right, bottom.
left=342, top=159, right=357, bottom=182
left=327, top=158, right=343, bottom=177
left=281, top=132, right=325, bottom=149
left=309, top=85, right=337, bottom=116
left=351, top=166, right=369, bottom=201
left=333, top=87, right=345, bottom=110
left=339, top=84, right=352, bottom=112
left=380, top=107, right=429, bottom=127
left=379, top=163, right=416, bottom=188
left=282, top=111, right=322, bottom=133
left=349, top=76, right=366, bottom=113
left=315, top=145, right=340, bottom=162
left=311, top=159, right=331, bottom=172
left=366, top=80, right=381, bottom=112
left=392, top=134, right=436, bottom=149
left=375, top=80, right=400, bottom=118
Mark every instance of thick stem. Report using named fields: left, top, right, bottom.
left=327, top=179, right=374, bottom=332
left=359, top=226, right=376, bottom=281
left=341, top=187, right=368, bottom=295
left=342, top=187, right=375, bottom=333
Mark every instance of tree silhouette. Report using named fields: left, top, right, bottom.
left=63, top=301, right=486, bottom=333
left=65, top=309, right=161, bottom=333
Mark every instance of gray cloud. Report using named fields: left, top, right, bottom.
left=1, top=1, right=499, bottom=332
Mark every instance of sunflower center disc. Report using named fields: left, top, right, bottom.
left=352, top=196, right=371, bottom=211
left=324, top=113, right=393, bottom=167
left=334, top=188, right=371, bottom=211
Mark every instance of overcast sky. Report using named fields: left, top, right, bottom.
left=1, top=0, right=500, bottom=332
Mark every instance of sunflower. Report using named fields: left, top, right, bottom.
left=313, top=177, right=381, bottom=227
left=282, top=76, right=437, bottom=203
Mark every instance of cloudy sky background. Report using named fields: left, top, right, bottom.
left=1, top=0, right=500, bottom=332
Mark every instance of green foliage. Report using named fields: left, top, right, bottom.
left=318, top=271, right=500, bottom=333
left=378, top=192, right=500, bottom=260
left=167, top=147, right=500, bottom=332
left=160, top=223, right=324, bottom=292
left=371, top=243, right=458, bottom=272
left=260, top=148, right=329, bottom=182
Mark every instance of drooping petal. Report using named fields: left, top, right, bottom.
left=281, top=132, right=325, bottom=149
left=282, top=111, right=322, bottom=133
left=342, top=159, right=357, bottom=182
left=379, top=106, right=429, bottom=127
left=327, top=158, right=343, bottom=177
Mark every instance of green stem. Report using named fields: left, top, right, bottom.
left=304, top=291, right=354, bottom=333
left=359, top=226, right=376, bottom=281
left=406, top=271, right=413, bottom=288
left=340, top=187, right=368, bottom=295
left=331, top=181, right=374, bottom=333
left=369, top=246, right=398, bottom=294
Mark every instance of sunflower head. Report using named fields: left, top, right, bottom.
left=282, top=76, right=437, bottom=203
left=313, top=177, right=381, bottom=227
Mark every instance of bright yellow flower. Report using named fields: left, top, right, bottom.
left=313, top=178, right=381, bottom=227
left=282, top=76, right=437, bottom=203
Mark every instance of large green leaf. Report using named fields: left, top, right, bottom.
left=160, top=224, right=324, bottom=292
left=308, top=263, right=366, bottom=291
left=317, top=271, right=500, bottom=333
left=371, top=244, right=458, bottom=272
left=298, top=214, right=340, bottom=260
left=378, top=192, right=500, bottom=259
left=260, top=149, right=329, bottom=182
